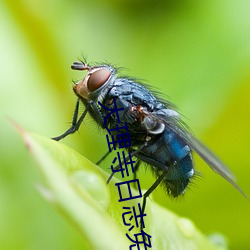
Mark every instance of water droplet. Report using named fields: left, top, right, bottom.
left=71, top=170, right=110, bottom=209
left=177, top=217, right=196, bottom=238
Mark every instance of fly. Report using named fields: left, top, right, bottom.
left=52, top=60, right=247, bottom=215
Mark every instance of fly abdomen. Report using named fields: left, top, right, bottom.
left=136, top=128, right=194, bottom=197
left=163, top=129, right=194, bottom=196
left=164, top=153, right=193, bottom=197
left=165, top=129, right=191, bottom=161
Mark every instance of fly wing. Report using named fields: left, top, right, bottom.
left=150, top=110, right=247, bottom=198
left=169, top=122, right=247, bottom=198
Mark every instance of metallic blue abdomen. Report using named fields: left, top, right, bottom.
left=136, top=128, right=194, bottom=197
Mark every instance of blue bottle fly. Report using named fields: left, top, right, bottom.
left=52, top=60, right=246, bottom=213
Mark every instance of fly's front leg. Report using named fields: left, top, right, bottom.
left=52, top=99, right=89, bottom=141
left=88, top=100, right=106, bottom=128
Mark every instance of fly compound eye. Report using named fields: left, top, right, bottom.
left=87, top=68, right=111, bottom=92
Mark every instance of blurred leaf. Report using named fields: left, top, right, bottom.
left=17, top=126, right=226, bottom=250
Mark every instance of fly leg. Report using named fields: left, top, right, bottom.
left=140, top=171, right=167, bottom=230
left=106, top=144, right=146, bottom=184
left=96, top=146, right=114, bottom=165
left=52, top=99, right=106, bottom=141
left=52, top=99, right=89, bottom=141
left=88, top=100, right=106, bottom=128
left=106, top=160, right=122, bottom=184
left=133, top=160, right=141, bottom=188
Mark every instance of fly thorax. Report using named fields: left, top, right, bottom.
left=141, top=116, right=165, bottom=134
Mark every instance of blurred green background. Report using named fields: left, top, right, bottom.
left=1, top=0, right=250, bottom=249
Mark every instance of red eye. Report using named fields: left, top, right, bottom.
left=87, top=68, right=111, bottom=92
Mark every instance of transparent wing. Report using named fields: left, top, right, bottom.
left=147, top=110, right=247, bottom=198
left=169, top=121, right=247, bottom=198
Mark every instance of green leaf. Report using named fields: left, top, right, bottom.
left=19, top=127, right=227, bottom=250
